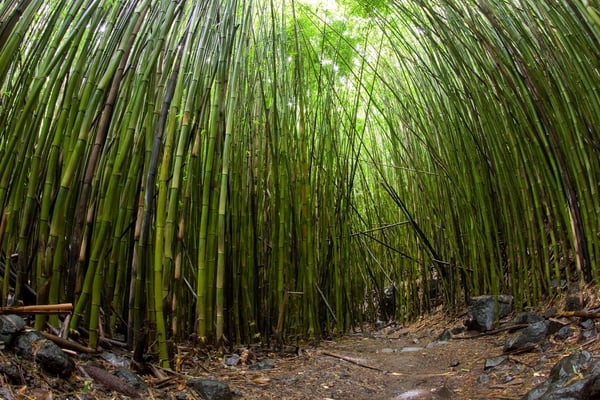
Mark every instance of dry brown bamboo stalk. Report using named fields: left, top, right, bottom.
left=0, top=303, right=73, bottom=315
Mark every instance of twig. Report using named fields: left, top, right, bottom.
left=320, top=350, right=387, bottom=372
left=319, top=350, right=450, bottom=377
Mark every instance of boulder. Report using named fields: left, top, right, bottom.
left=504, top=321, right=548, bottom=353
left=523, top=351, right=600, bottom=399
left=14, top=330, right=75, bottom=377
left=0, top=315, right=26, bottom=345
left=187, top=379, right=233, bottom=400
left=464, top=295, right=513, bottom=331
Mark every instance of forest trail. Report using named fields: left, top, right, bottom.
left=191, top=311, right=596, bottom=400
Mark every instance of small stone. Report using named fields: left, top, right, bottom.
left=436, top=329, right=452, bottom=342
left=484, top=356, right=507, bottom=370
left=554, top=325, right=573, bottom=341
left=580, top=319, right=594, bottom=329
left=449, top=359, right=460, bottom=367
left=0, top=363, right=23, bottom=384
left=477, top=374, right=490, bottom=385
left=248, top=358, right=275, bottom=370
left=400, top=346, right=422, bottom=352
left=225, top=353, right=240, bottom=366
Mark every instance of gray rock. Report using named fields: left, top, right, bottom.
left=523, top=351, right=600, bottom=400
left=14, top=330, right=75, bottom=377
left=465, top=295, right=513, bottom=331
left=248, top=358, right=275, bottom=370
left=477, top=374, right=490, bottom=385
left=225, top=353, right=240, bottom=366
left=0, top=362, right=23, bottom=384
left=580, top=319, right=594, bottom=329
left=0, top=315, right=26, bottom=345
left=113, top=367, right=147, bottom=391
left=513, top=312, right=544, bottom=325
left=437, top=329, right=452, bottom=341
left=565, top=296, right=581, bottom=311
left=187, top=379, right=233, bottom=400
left=504, top=321, right=548, bottom=352
left=484, top=356, right=508, bottom=370
left=554, top=325, right=574, bottom=341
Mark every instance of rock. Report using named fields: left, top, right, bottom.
left=484, top=356, right=508, bottom=370
left=465, top=295, right=513, bottom=332
left=437, top=329, right=452, bottom=341
left=0, top=315, right=26, bottom=345
left=0, top=388, right=14, bottom=400
left=187, top=379, right=233, bottom=400
left=113, top=368, right=147, bottom=391
left=545, top=319, right=565, bottom=336
left=513, top=312, right=544, bottom=325
left=580, top=319, right=594, bottom=329
left=0, top=362, right=23, bottom=384
left=580, top=327, right=597, bottom=342
left=400, top=346, right=423, bottom=352
left=543, top=308, right=558, bottom=318
left=504, top=321, right=548, bottom=353
left=477, top=374, right=490, bottom=385
left=100, top=351, right=131, bottom=368
left=565, top=296, right=582, bottom=311
left=554, top=325, right=573, bottom=341
left=523, top=351, right=600, bottom=399
left=14, top=330, right=75, bottom=377
left=225, top=353, right=241, bottom=366
left=248, top=358, right=275, bottom=370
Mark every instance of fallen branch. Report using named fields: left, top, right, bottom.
left=40, top=331, right=95, bottom=354
left=320, top=350, right=387, bottom=372
left=0, top=303, right=73, bottom=315
left=453, top=323, right=529, bottom=339
left=557, top=311, right=600, bottom=319
left=319, top=350, right=450, bottom=378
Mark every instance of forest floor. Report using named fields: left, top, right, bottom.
left=1, top=303, right=599, bottom=400
left=198, top=310, right=600, bottom=400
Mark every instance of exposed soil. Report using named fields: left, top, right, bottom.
left=1, top=309, right=599, bottom=400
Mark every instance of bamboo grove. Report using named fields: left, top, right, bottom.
left=0, top=0, right=598, bottom=368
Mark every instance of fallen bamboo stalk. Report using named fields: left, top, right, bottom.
left=557, top=311, right=600, bottom=319
left=319, top=350, right=451, bottom=377
left=40, top=331, right=96, bottom=354
left=0, top=303, right=73, bottom=315
left=319, top=350, right=387, bottom=373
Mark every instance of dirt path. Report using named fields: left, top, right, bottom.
left=197, top=314, right=567, bottom=400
